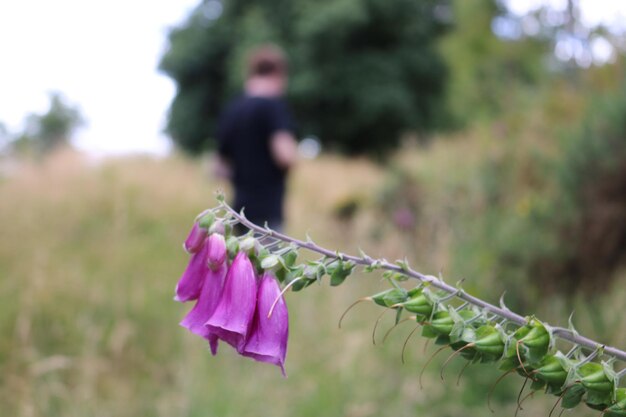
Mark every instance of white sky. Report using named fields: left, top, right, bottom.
left=0, top=0, right=624, bottom=156
left=0, top=0, right=198, bottom=156
left=506, top=0, right=626, bottom=32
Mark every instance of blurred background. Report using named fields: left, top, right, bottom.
left=1, top=0, right=625, bottom=416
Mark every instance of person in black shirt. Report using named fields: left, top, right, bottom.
left=216, top=45, right=298, bottom=232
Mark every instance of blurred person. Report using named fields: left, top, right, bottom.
left=216, top=45, right=298, bottom=233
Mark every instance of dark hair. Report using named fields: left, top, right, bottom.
left=247, top=45, right=287, bottom=78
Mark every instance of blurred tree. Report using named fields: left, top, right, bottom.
left=496, top=0, right=624, bottom=70
left=159, top=0, right=452, bottom=156
left=440, top=0, right=549, bottom=125
left=14, top=92, right=84, bottom=154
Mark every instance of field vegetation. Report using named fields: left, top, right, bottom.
left=2, top=97, right=625, bottom=416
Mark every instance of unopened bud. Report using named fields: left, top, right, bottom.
left=184, top=222, right=208, bottom=254
left=197, top=212, right=215, bottom=229
left=260, top=254, right=280, bottom=270
left=209, top=220, right=225, bottom=235
left=206, top=233, right=227, bottom=271
left=226, top=236, right=239, bottom=258
left=239, top=237, right=257, bottom=253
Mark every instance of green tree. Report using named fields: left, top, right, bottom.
left=439, top=0, right=548, bottom=125
left=15, top=92, right=84, bottom=154
left=159, top=0, right=451, bottom=156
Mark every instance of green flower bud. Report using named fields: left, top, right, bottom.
left=239, top=237, right=257, bottom=253
left=197, top=212, right=215, bottom=229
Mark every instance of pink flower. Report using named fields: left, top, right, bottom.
left=184, top=222, right=207, bottom=254
left=175, top=238, right=209, bottom=302
left=206, top=233, right=227, bottom=271
left=205, top=252, right=258, bottom=351
left=241, top=273, right=289, bottom=376
left=180, top=263, right=228, bottom=355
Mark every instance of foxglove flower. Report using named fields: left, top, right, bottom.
left=180, top=263, right=228, bottom=355
left=184, top=222, right=207, bottom=254
left=206, top=233, right=227, bottom=271
left=241, top=273, right=289, bottom=376
left=205, top=252, right=257, bottom=351
left=175, top=238, right=209, bottom=302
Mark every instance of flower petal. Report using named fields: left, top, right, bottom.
left=205, top=252, right=257, bottom=351
left=206, top=233, right=227, bottom=271
left=174, top=239, right=209, bottom=302
left=184, top=222, right=207, bottom=254
left=241, top=273, right=289, bottom=376
left=180, top=263, right=228, bottom=349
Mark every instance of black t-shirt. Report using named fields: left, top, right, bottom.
left=217, top=95, right=294, bottom=223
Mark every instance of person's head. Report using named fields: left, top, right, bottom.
left=245, top=45, right=288, bottom=97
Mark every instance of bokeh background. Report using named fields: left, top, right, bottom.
left=1, top=1, right=625, bottom=416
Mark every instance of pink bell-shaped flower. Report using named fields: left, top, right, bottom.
left=184, top=222, right=207, bottom=254
left=206, top=233, right=227, bottom=271
left=180, top=263, right=228, bottom=355
left=241, top=273, right=289, bottom=376
left=174, top=238, right=209, bottom=302
left=205, top=252, right=257, bottom=351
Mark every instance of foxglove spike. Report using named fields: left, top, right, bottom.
left=206, top=233, right=227, bottom=271
left=205, top=252, right=257, bottom=351
left=180, top=264, right=228, bottom=354
left=184, top=222, right=208, bottom=254
left=242, top=273, right=289, bottom=376
left=175, top=239, right=209, bottom=302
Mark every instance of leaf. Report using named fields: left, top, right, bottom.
left=554, top=350, right=574, bottom=372
left=530, top=378, right=546, bottom=391
left=421, top=325, right=438, bottom=339
left=330, top=261, right=352, bottom=286
left=561, top=384, right=585, bottom=409
left=283, top=250, right=298, bottom=267
left=461, top=327, right=476, bottom=344
left=585, top=389, right=612, bottom=406
left=449, top=321, right=464, bottom=341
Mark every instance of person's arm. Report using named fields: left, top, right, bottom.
left=270, top=130, right=298, bottom=170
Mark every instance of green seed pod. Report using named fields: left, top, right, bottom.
left=579, top=363, right=613, bottom=393
left=449, top=340, right=477, bottom=360
left=535, top=355, right=568, bottom=386
left=370, top=288, right=408, bottom=307
left=604, top=388, right=626, bottom=417
left=520, top=325, right=550, bottom=349
left=429, top=311, right=454, bottom=335
left=399, top=292, right=433, bottom=317
left=427, top=309, right=476, bottom=336
left=473, top=325, right=505, bottom=357
left=407, top=286, right=422, bottom=297
left=518, top=322, right=551, bottom=364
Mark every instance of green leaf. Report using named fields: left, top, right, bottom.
left=197, top=211, right=215, bottom=229
left=421, top=325, right=438, bottom=339
left=330, top=261, right=353, bottom=286
left=585, top=389, right=612, bottom=406
left=283, top=250, right=298, bottom=267
left=561, top=384, right=585, bottom=409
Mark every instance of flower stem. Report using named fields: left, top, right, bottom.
left=221, top=202, right=626, bottom=363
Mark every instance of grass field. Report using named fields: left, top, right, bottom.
left=1, top=147, right=624, bottom=417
